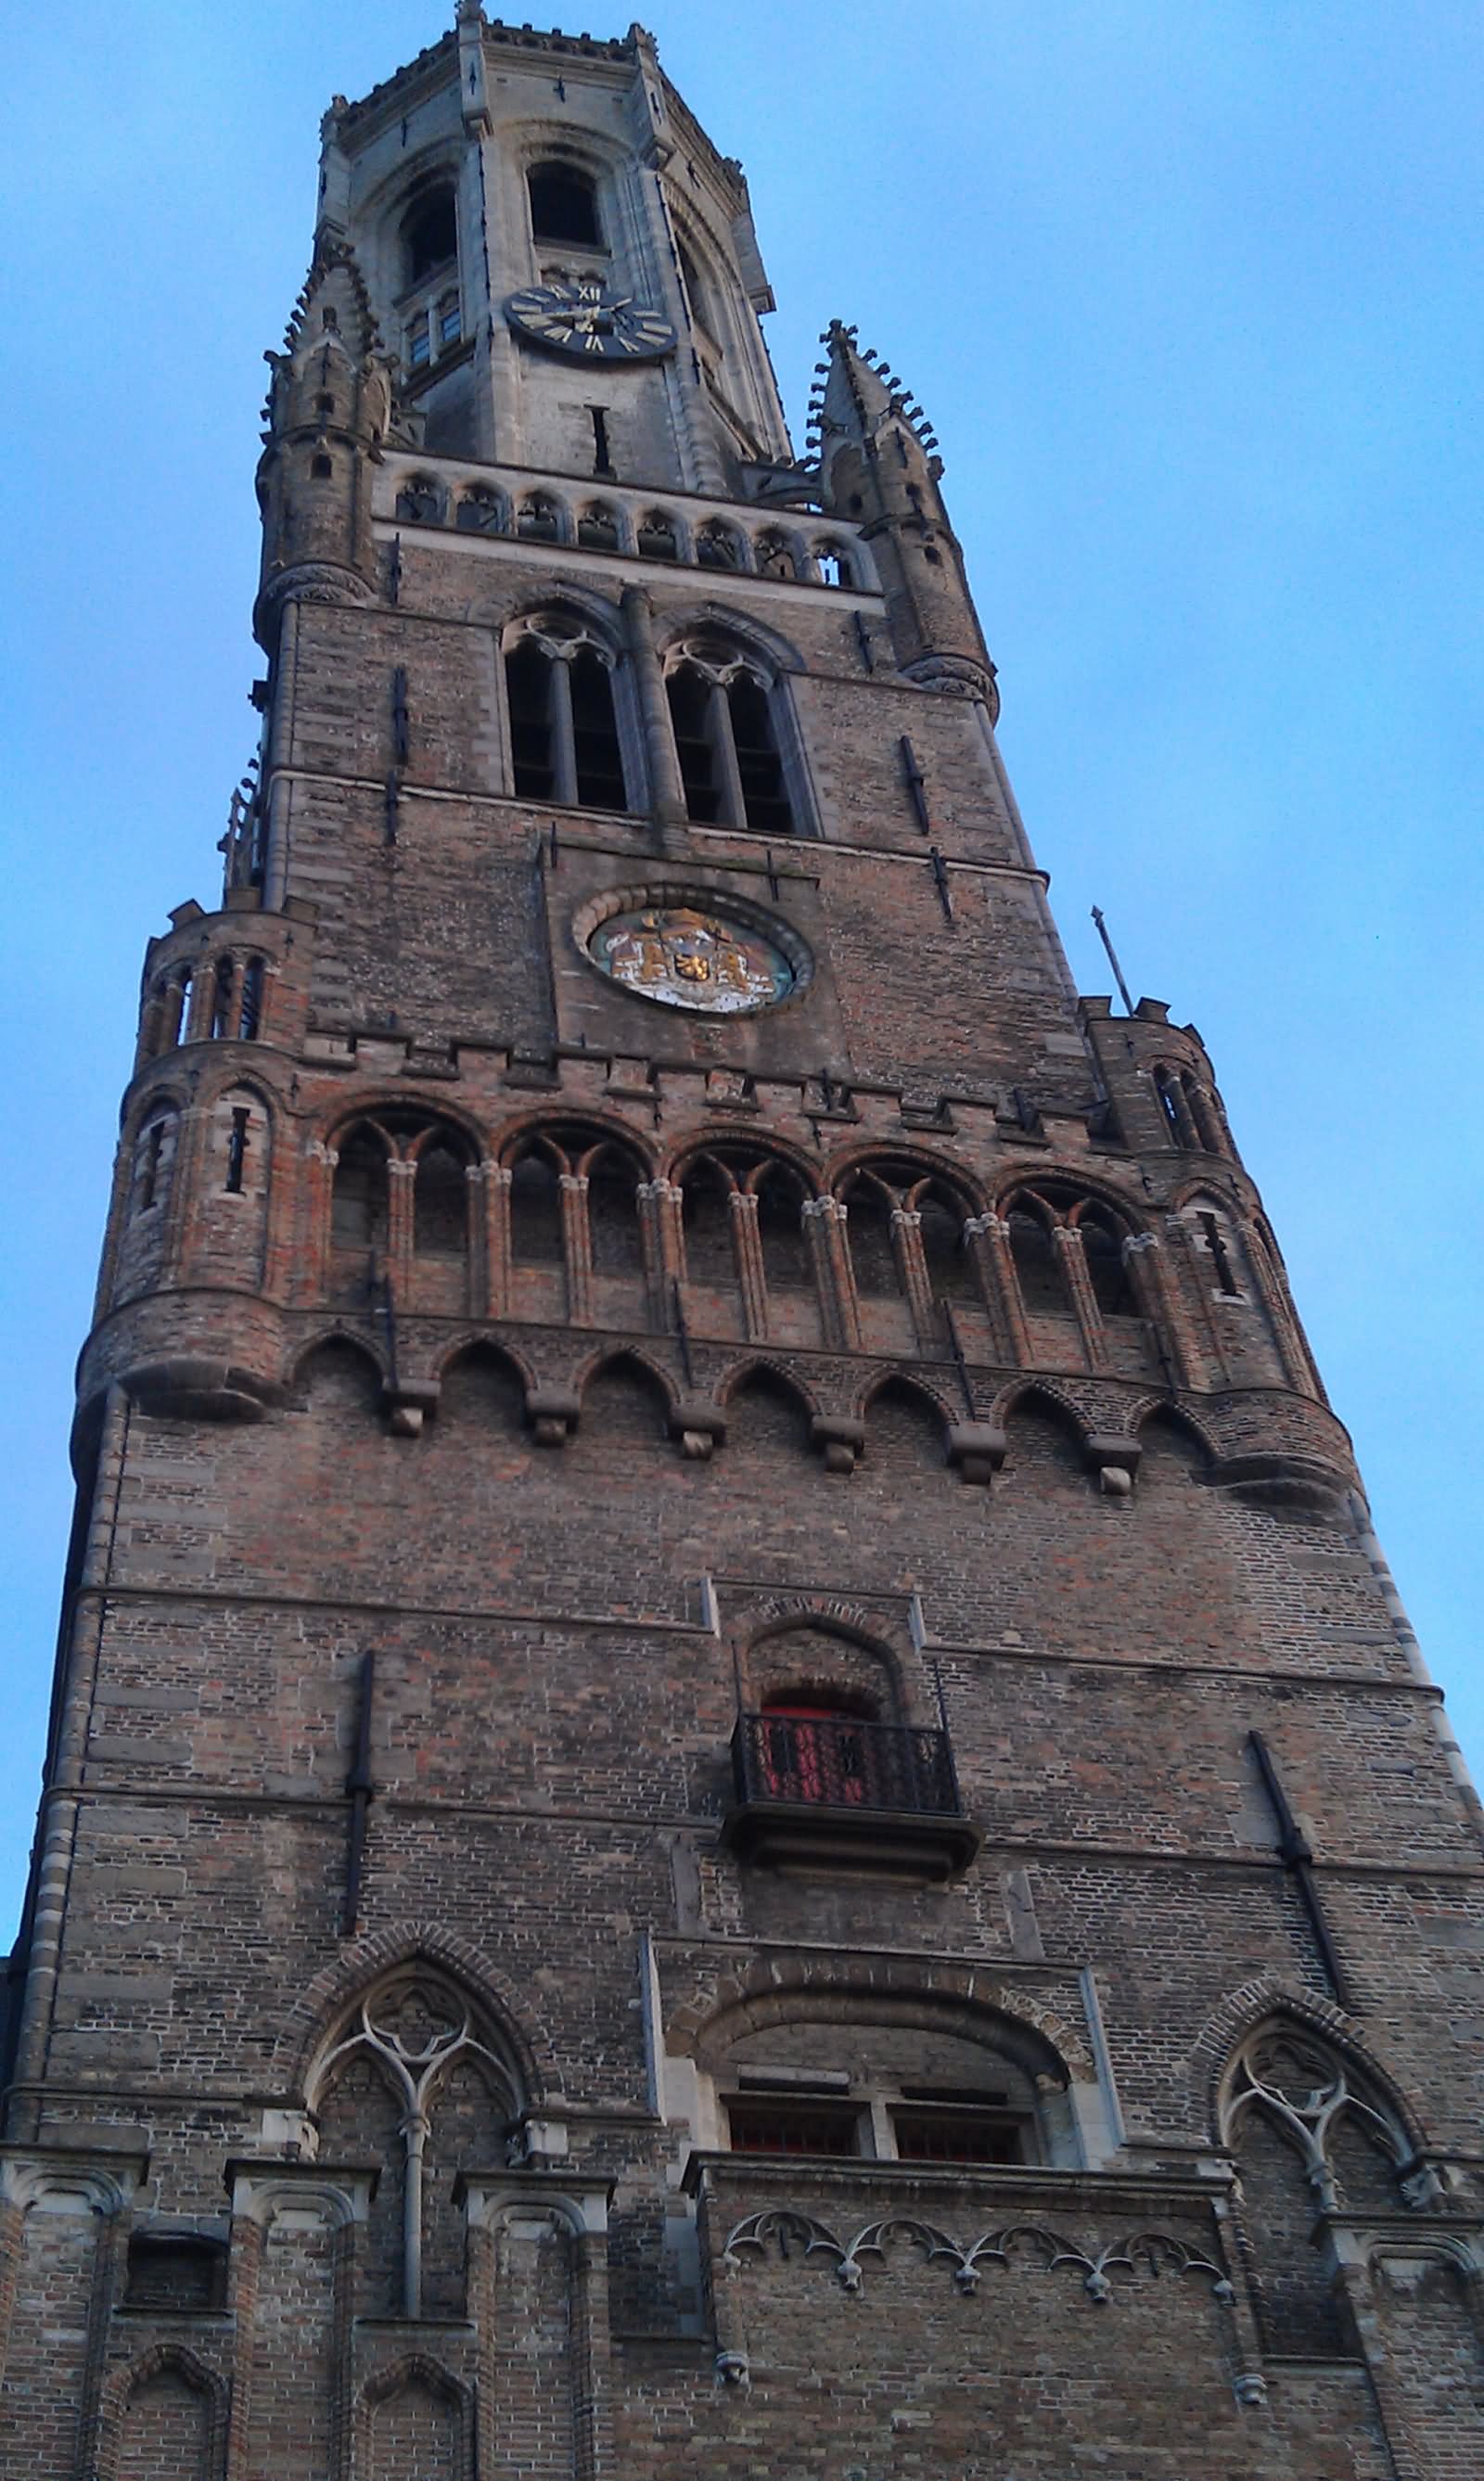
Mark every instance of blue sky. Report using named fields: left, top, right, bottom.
left=3, top=3, right=1480, bottom=1925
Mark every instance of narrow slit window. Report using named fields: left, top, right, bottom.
left=1200, top=1209, right=1240, bottom=1296
left=407, top=313, right=431, bottom=369
left=438, top=292, right=462, bottom=349
left=589, top=406, right=612, bottom=474
left=137, top=1120, right=167, bottom=1213
left=224, top=1107, right=250, bottom=1195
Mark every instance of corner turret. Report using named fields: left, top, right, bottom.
left=254, top=238, right=401, bottom=647
left=815, top=321, right=996, bottom=715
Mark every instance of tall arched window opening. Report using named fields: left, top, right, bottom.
left=1007, top=1203, right=1068, bottom=1316
left=238, top=957, right=265, bottom=1042
left=331, top=1130, right=389, bottom=1254
left=414, top=1140, right=469, bottom=1258
left=404, top=191, right=458, bottom=287
left=1080, top=1207, right=1137, bottom=1316
left=508, top=1152, right=565, bottom=1265
left=755, top=1163, right=811, bottom=1290
left=681, top=1156, right=736, bottom=1287
left=666, top=647, right=795, bottom=834
left=528, top=162, right=602, bottom=249
left=505, top=620, right=626, bottom=812
left=587, top=1146, right=644, bottom=1277
left=843, top=1181, right=898, bottom=1296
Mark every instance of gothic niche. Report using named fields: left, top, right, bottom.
left=310, top=1971, right=521, bottom=2319
left=1222, top=2022, right=1413, bottom=2359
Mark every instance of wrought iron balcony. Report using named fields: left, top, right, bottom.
left=721, top=1709, right=980, bottom=1882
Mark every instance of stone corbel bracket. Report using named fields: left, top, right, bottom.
left=383, top=1375, right=440, bottom=1438
left=811, top=1413, right=865, bottom=1476
left=670, top=1399, right=727, bottom=1462
left=947, top=1423, right=1008, bottom=1487
left=1085, top=1436, right=1142, bottom=1498
left=526, top=1386, right=581, bottom=1449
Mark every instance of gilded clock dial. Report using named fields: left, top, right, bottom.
left=505, top=279, right=677, bottom=363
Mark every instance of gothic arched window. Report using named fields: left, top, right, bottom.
left=754, top=1161, right=811, bottom=1290
left=505, top=616, right=627, bottom=812
left=842, top=1176, right=898, bottom=1296
left=665, top=643, right=795, bottom=834
left=310, top=1970, right=522, bottom=2321
left=508, top=1151, right=565, bottom=1265
left=331, top=1127, right=390, bottom=1253
left=1222, top=2023, right=1412, bottom=2360
left=1078, top=1203, right=1136, bottom=1316
left=586, top=1144, right=645, bottom=1277
left=1006, top=1197, right=1068, bottom=1317
left=528, top=161, right=602, bottom=249
left=680, top=1154, right=736, bottom=1287
left=413, top=1135, right=470, bottom=1258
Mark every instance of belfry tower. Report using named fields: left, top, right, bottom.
left=6, top=14, right=1483, bottom=2477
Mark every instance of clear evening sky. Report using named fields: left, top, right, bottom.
left=3, top=4, right=1480, bottom=1925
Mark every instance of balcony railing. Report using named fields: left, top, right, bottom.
left=722, top=1710, right=980, bottom=1881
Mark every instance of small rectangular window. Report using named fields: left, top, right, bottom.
left=439, top=296, right=462, bottom=347
left=890, top=2108, right=1028, bottom=2165
left=726, top=2097, right=861, bottom=2156
left=408, top=316, right=430, bottom=368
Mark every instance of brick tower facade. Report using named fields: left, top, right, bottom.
left=5, top=14, right=1482, bottom=2478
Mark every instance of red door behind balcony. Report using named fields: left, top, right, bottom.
left=759, top=1702, right=870, bottom=1805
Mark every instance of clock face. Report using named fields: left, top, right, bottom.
left=586, top=904, right=800, bottom=1015
left=505, top=279, right=677, bottom=363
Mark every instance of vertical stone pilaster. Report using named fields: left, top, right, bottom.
left=803, top=1196, right=858, bottom=1349
left=301, top=1139, right=337, bottom=1309
left=483, top=1161, right=512, bottom=1319
left=224, top=2208, right=263, bottom=2481
left=1242, top=1217, right=1320, bottom=1399
left=386, top=1157, right=416, bottom=1300
left=728, top=1190, right=767, bottom=1339
left=637, top=1178, right=683, bottom=1326
left=969, top=1213, right=1030, bottom=1365
left=560, top=1171, right=593, bottom=1325
left=1165, top=1210, right=1228, bottom=1384
left=891, top=1206, right=938, bottom=1345
left=620, top=586, right=687, bottom=831
left=1055, top=1224, right=1107, bottom=1371
left=1123, top=1231, right=1197, bottom=1388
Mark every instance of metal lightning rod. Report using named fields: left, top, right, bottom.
left=1091, top=905, right=1136, bottom=1017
